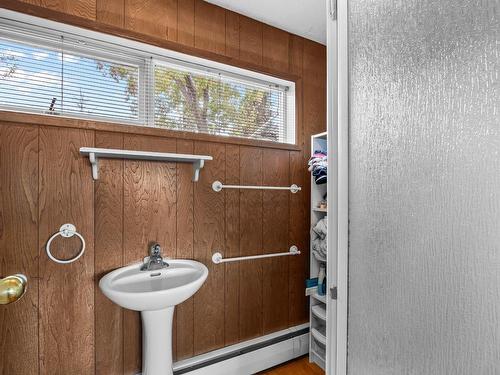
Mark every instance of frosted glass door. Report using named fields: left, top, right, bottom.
left=347, top=1, right=499, bottom=374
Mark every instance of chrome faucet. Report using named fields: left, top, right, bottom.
left=141, top=243, right=169, bottom=271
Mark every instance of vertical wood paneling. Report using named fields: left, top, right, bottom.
left=193, top=142, right=225, bottom=354
left=263, top=25, right=289, bottom=72
left=289, top=35, right=304, bottom=76
left=239, top=16, right=263, bottom=65
left=0, top=125, right=39, bottom=277
left=288, top=35, right=309, bottom=325
left=94, top=131, right=124, bottom=375
left=301, top=40, right=325, bottom=294
left=239, top=146, right=263, bottom=340
left=96, top=0, right=124, bottom=28
left=225, top=11, right=240, bottom=59
left=0, top=124, right=39, bottom=375
left=262, top=149, right=290, bottom=333
left=175, top=139, right=195, bottom=360
left=178, top=0, right=195, bottom=46
left=122, top=134, right=177, bottom=373
left=23, top=0, right=96, bottom=20
left=124, top=0, right=168, bottom=39
left=123, top=135, right=177, bottom=258
left=194, top=0, right=226, bottom=55
left=288, top=35, right=304, bottom=148
left=165, top=0, right=178, bottom=42
left=39, top=127, right=94, bottom=375
left=0, top=285, right=38, bottom=375
left=288, top=151, right=309, bottom=325
left=303, top=40, right=327, bottom=144
left=224, top=144, right=240, bottom=345
left=0, top=0, right=325, bottom=366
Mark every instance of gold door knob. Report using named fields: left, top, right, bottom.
left=0, top=274, right=27, bottom=305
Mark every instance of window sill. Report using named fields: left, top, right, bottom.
left=0, top=110, right=301, bottom=151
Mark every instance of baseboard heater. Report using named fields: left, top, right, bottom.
left=172, top=324, right=310, bottom=375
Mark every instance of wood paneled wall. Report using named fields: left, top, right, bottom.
left=0, top=1, right=326, bottom=374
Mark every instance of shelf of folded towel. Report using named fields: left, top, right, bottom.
left=309, top=131, right=328, bottom=372
left=309, top=133, right=327, bottom=185
left=312, top=207, right=327, bottom=213
left=311, top=215, right=327, bottom=263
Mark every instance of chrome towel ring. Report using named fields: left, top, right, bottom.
left=46, top=223, right=86, bottom=264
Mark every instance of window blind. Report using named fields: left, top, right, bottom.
left=154, top=62, right=288, bottom=143
left=0, top=27, right=142, bottom=122
left=0, top=17, right=295, bottom=144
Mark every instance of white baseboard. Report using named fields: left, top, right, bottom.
left=173, top=324, right=309, bottom=375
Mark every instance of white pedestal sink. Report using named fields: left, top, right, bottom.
left=99, top=260, right=208, bottom=375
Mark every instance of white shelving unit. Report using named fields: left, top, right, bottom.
left=309, top=132, right=328, bottom=370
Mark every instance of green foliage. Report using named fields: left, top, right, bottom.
left=98, top=62, right=282, bottom=141
left=154, top=67, right=281, bottom=140
left=155, top=68, right=239, bottom=133
left=0, top=53, right=17, bottom=80
left=96, top=61, right=138, bottom=114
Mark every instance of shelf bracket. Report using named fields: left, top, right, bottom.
left=89, top=152, right=99, bottom=180
left=192, top=159, right=205, bottom=182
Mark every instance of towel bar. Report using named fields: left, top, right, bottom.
left=212, top=246, right=300, bottom=264
left=212, top=181, right=301, bottom=193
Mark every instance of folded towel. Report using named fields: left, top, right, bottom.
left=311, top=217, right=328, bottom=261
left=312, top=217, right=327, bottom=239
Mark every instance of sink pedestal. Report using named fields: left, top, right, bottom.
left=141, top=307, right=175, bottom=375
left=99, top=260, right=208, bottom=375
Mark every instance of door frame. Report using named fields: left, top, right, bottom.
left=326, top=0, right=349, bottom=374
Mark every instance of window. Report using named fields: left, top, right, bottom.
left=0, top=16, right=295, bottom=144
left=0, top=38, right=141, bottom=121
left=154, top=62, right=288, bottom=142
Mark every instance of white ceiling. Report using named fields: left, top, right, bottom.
left=204, top=0, right=326, bottom=45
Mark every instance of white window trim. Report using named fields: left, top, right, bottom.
left=0, top=9, right=296, bottom=144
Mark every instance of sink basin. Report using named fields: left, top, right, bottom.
left=99, top=259, right=208, bottom=375
left=100, top=259, right=208, bottom=311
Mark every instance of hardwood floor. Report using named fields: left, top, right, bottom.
left=259, top=356, right=324, bottom=375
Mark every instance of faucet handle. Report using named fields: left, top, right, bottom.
left=141, top=243, right=169, bottom=271
left=149, top=243, right=161, bottom=257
